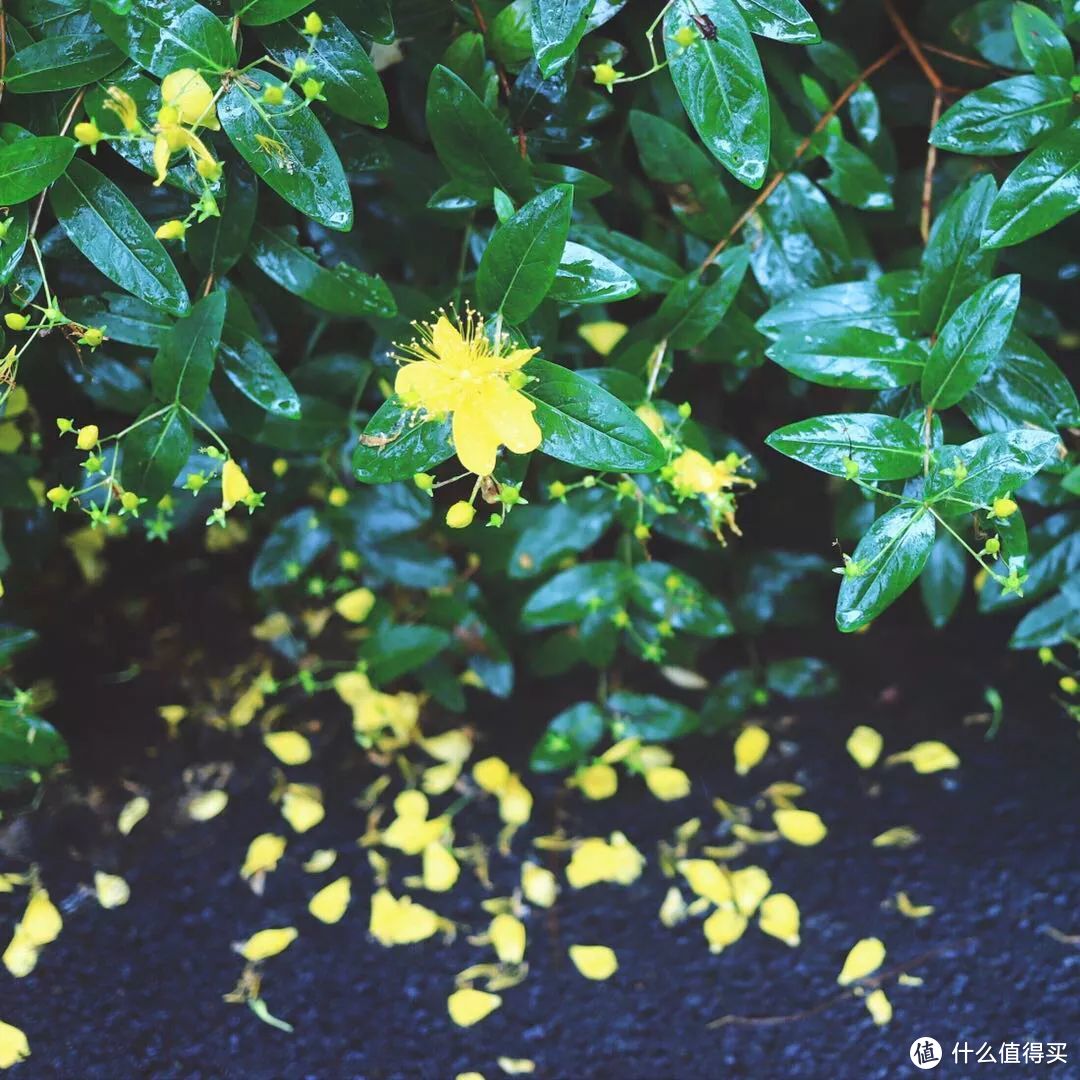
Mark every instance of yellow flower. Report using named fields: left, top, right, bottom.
left=865, top=988, right=893, bottom=1026
left=308, top=876, right=351, bottom=924
left=104, top=86, right=141, bottom=132
left=155, top=219, right=187, bottom=241
left=521, top=862, right=558, bottom=908
left=241, top=833, right=286, bottom=878
left=774, top=808, right=827, bottom=846
left=578, top=321, right=627, bottom=355
left=369, top=888, right=442, bottom=946
left=0, top=1020, right=30, bottom=1070
left=644, top=765, right=690, bottom=801
left=445, top=500, right=476, bottom=528
left=393, top=308, right=541, bottom=477
left=263, top=730, right=312, bottom=765
left=846, top=725, right=883, bottom=769
left=447, top=987, right=501, bottom=1027
left=422, top=843, right=460, bottom=892
left=670, top=449, right=728, bottom=497
left=672, top=25, right=697, bottom=47
left=221, top=458, right=252, bottom=511
left=566, top=833, right=644, bottom=889
left=94, top=871, right=130, bottom=909
left=382, top=790, right=448, bottom=854
left=837, top=937, right=885, bottom=985
left=74, top=119, right=103, bottom=147
left=758, top=893, right=800, bottom=946
left=885, top=741, right=959, bottom=774
left=117, top=795, right=149, bottom=835
left=239, top=926, right=297, bottom=961
left=576, top=762, right=617, bottom=800
left=733, top=724, right=769, bottom=775
left=76, top=424, right=99, bottom=451
left=489, top=913, right=526, bottom=965
left=703, top=908, right=747, bottom=953
left=568, top=944, right=618, bottom=980
left=281, top=783, right=324, bottom=833
left=160, top=69, right=219, bottom=129
left=591, top=62, right=623, bottom=91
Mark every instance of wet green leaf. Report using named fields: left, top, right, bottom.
left=766, top=326, right=926, bottom=389
left=353, top=398, right=454, bottom=484
left=531, top=0, right=596, bottom=77
left=765, top=413, right=924, bottom=480
left=0, top=135, right=75, bottom=205
left=4, top=33, right=123, bottom=93
left=121, top=405, right=193, bottom=499
left=734, top=0, right=819, bottom=43
left=151, top=290, right=226, bottom=408
left=530, top=701, right=606, bottom=772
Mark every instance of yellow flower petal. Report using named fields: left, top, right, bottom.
left=731, top=865, right=771, bottom=916
left=334, top=587, right=376, bottom=624
left=498, top=776, right=533, bottom=826
left=94, top=871, right=130, bottom=909
left=160, top=68, right=220, bottom=129
left=21, top=890, right=61, bottom=946
left=758, top=893, right=800, bottom=946
left=521, top=862, right=558, bottom=908
left=846, top=725, right=883, bottom=769
left=872, top=825, right=920, bottom=849
left=895, top=891, right=935, bottom=919
left=263, top=730, right=312, bottom=766
left=733, top=725, right=769, bottom=776
left=0, top=1020, right=30, bottom=1070
left=421, top=729, right=473, bottom=763
left=885, top=740, right=960, bottom=774
left=837, top=937, right=886, bottom=985
left=303, top=849, right=337, bottom=873
left=117, top=795, right=149, bottom=836
left=865, top=988, right=893, bottom=1026
left=241, top=833, right=286, bottom=878
left=473, top=756, right=511, bottom=793
left=423, top=843, right=460, bottom=892
left=281, top=784, right=324, bottom=833
left=568, top=944, right=618, bottom=980
left=489, top=913, right=526, bottom=966
left=221, top=458, right=252, bottom=511
left=187, top=790, right=228, bottom=821
left=369, top=889, right=441, bottom=946
left=703, top=908, right=747, bottom=953
left=309, top=876, right=351, bottom=924
left=2, top=932, right=37, bottom=978
left=447, top=987, right=501, bottom=1027
left=576, top=762, right=617, bottom=800
left=239, top=926, right=298, bottom=962
left=678, top=859, right=732, bottom=906
left=659, top=886, right=688, bottom=927
left=452, top=402, right=501, bottom=476
left=644, top=765, right=691, bottom=801
left=578, top=321, right=628, bottom=356
left=422, top=761, right=461, bottom=795
left=774, top=808, right=827, bottom=846
left=566, top=834, right=645, bottom=889
left=497, top=1060, right=535, bottom=1076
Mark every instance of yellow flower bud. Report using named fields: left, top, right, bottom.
left=120, top=491, right=140, bottom=511
left=445, top=501, right=475, bottom=529
left=221, top=458, right=252, bottom=511
left=271, top=457, right=289, bottom=477
left=673, top=25, right=697, bottom=47
left=76, top=424, right=99, bottom=451
left=327, top=485, right=349, bottom=507
left=1060, top=675, right=1079, bottom=695
left=4, top=313, right=28, bottom=331
left=155, top=219, right=187, bottom=241
left=74, top=120, right=103, bottom=147
left=303, top=10, right=323, bottom=34
left=46, top=485, right=73, bottom=509
left=262, top=83, right=285, bottom=106
left=992, top=496, right=1018, bottom=518
left=301, top=78, right=324, bottom=100
left=591, top=62, right=623, bottom=90
left=195, top=156, right=223, bottom=181
left=79, top=327, right=105, bottom=347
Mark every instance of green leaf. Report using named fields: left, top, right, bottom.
left=326, top=0, right=394, bottom=44
left=836, top=505, right=936, bottom=632
left=259, top=14, right=388, bottom=128
left=919, top=532, right=966, bottom=629
left=766, top=325, right=926, bottom=389
left=353, top=398, right=454, bottom=484
left=250, top=507, right=332, bottom=589
left=0, top=205, right=28, bottom=287
left=521, top=560, right=633, bottom=627
left=606, top=690, right=699, bottom=741
left=219, top=69, right=353, bottom=230
left=1011, top=586, right=1080, bottom=649
left=0, top=712, right=67, bottom=770
left=664, top=0, right=770, bottom=188
left=151, top=290, right=226, bottom=408
left=982, top=122, right=1080, bottom=248
left=919, top=173, right=997, bottom=333
left=525, top=357, right=666, bottom=472
left=570, top=225, right=681, bottom=295
left=50, top=157, right=188, bottom=316
left=476, top=185, right=573, bottom=323
left=249, top=224, right=395, bottom=317
left=980, top=511, right=1077, bottom=612
left=530, top=0, right=596, bottom=77
left=930, top=75, right=1072, bottom=154
left=64, top=292, right=173, bottom=349
left=530, top=701, right=607, bottom=772
left=0, top=136, right=74, bottom=206
left=765, top=657, right=837, bottom=697
left=231, top=0, right=309, bottom=25
left=220, top=322, right=301, bottom=420
left=632, top=562, right=733, bottom=637
left=90, top=0, right=236, bottom=76
left=925, top=429, right=1061, bottom=513
left=921, top=274, right=1020, bottom=409
left=819, top=133, right=893, bottom=210
left=765, top=413, right=924, bottom=480
left=549, top=241, right=638, bottom=304
left=507, top=488, right=616, bottom=579
left=360, top=624, right=452, bottom=684
left=121, top=406, right=193, bottom=500
left=734, top=0, right=819, bottom=43
left=656, top=247, right=750, bottom=349
left=186, top=160, right=258, bottom=276
left=1012, top=1, right=1074, bottom=77
left=951, top=0, right=1028, bottom=70
left=425, top=65, right=532, bottom=203
left=4, top=33, right=123, bottom=93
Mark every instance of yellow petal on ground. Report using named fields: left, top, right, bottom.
left=473, top=756, right=511, bottom=793
left=369, top=889, right=441, bottom=946
left=758, top=893, right=800, bottom=946
left=239, top=927, right=297, bottom=962
left=21, top=890, right=61, bottom=946
left=644, top=766, right=691, bottom=801
left=659, top=886, right=688, bottom=928
left=521, top=863, right=558, bottom=908
left=334, top=587, right=376, bottom=623
left=731, top=865, right=771, bottom=916
left=895, top=891, right=935, bottom=919
left=456, top=1074, right=485, bottom=1080
left=263, top=731, right=312, bottom=765
left=678, top=859, right=732, bottom=906
left=898, top=973, right=924, bottom=987
left=568, top=944, right=618, bottom=980
left=872, top=825, right=920, bottom=848
left=423, top=843, right=460, bottom=892
left=846, top=725, right=883, bottom=769
left=187, top=790, right=228, bottom=821
left=885, top=740, right=960, bottom=774
left=733, top=725, right=769, bottom=776
left=309, top=876, right=351, bottom=924
left=577, top=320, right=628, bottom=356
left=774, top=808, right=827, bottom=847
left=281, top=784, right=324, bottom=833
left=303, top=849, right=337, bottom=873
left=489, top=913, right=526, bottom=966
left=497, top=1059, right=535, bottom=1076
left=566, top=834, right=645, bottom=889
left=241, top=833, right=287, bottom=878
left=117, top=795, right=149, bottom=836
left=0, top=1020, right=30, bottom=1070
left=576, top=762, right=617, bottom=800
left=94, top=871, right=130, bottom=909
left=704, top=908, right=748, bottom=953
left=2, top=932, right=37, bottom=978
left=865, top=988, right=893, bottom=1026
left=251, top=612, right=290, bottom=640
left=421, top=729, right=472, bottom=764
left=837, top=937, right=886, bottom=985
left=498, top=776, right=533, bottom=826
left=422, top=761, right=462, bottom=796
left=447, top=987, right=502, bottom=1027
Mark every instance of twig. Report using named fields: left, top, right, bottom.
left=922, top=89, right=944, bottom=243
left=884, top=0, right=944, bottom=90
left=919, top=41, right=995, bottom=71
left=697, top=43, right=904, bottom=275
left=468, top=0, right=524, bottom=159
left=0, top=6, right=8, bottom=105
left=29, top=88, right=86, bottom=236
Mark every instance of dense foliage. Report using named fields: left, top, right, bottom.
left=0, top=0, right=1077, bottom=789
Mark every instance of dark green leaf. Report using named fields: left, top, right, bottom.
left=231, top=0, right=308, bottom=26
left=121, top=405, right=193, bottom=499
left=764, top=657, right=837, bottom=697
left=187, top=161, right=258, bottom=275
left=0, top=712, right=67, bottom=769
left=836, top=505, right=936, bottom=632
left=0, top=205, right=28, bottom=287
left=734, top=0, right=819, bottom=43
left=530, top=701, right=607, bottom=772
left=353, top=398, right=454, bottom=484
left=549, top=241, right=638, bottom=304
left=0, top=136, right=75, bottom=205
left=64, top=291, right=173, bottom=348
left=521, top=560, right=632, bottom=627
left=1011, top=1, right=1074, bottom=77
left=220, top=307, right=300, bottom=419
left=766, top=326, right=926, bottom=389
left=819, top=133, right=893, bottom=210
left=50, top=157, right=188, bottom=315
left=507, top=488, right=615, bottom=579
left=531, top=0, right=596, bottom=77
left=361, top=624, right=452, bottom=683
left=4, top=34, right=123, bottom=93
left=570, top=225, right=682, bottom=294
left=1010, top=586, right=1080, bottom=648
left=632, top=561, right=733, bottom=636
left=151, top=290, right=225, bottom=408
left=920, top=532, right=966, bottom=629
left=980, top=511, right=1077, bottom=612
left=656, top=247, right=750, bottom=349
left=606, top=690, right=699, bottom=741
left=250, top=507, right=332, bottom=589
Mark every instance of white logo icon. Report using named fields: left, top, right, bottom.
left=910, top=1037, right=943, bottom=1070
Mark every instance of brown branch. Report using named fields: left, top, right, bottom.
left=919, top=41, right=995, bottom=71
left=697, top=42, right=904, bottom=275
left=922, top=89, right=944, bottom=243
left=0, top=6, right=8, bottom=105
left=884, top=0, right=943, bottom=90
left=29, top=88, right=86, bottom=236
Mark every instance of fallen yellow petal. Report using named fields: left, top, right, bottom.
left=659, top=886, right=687, bottom=928
left=281, top=784, right=324, bottom=833
left=241, top=833, right=287, bottom=879
left=731, top=865, right=771, bottom=916
left=21, top=890, right=61, bottom=946
left=489, top=913, right=526, bottom=966
left=644, top=765, right=691, bottom=801
left=895, top=891, right=934, bottom=919
left=521, top=863, right=557, bottom=908
left=303, top=849, right=337, bottom=873
left=423, top=843, right=460, bottom=893
left=733, top=724, right=769, bottom=776
left=239, top=926, right=298, bottom=962
left=872, top=825, right=920, bottom=849
left=2, top=932, right=37, bottom=979
left=568, top=944, right=618, bottom=980
left=94, top=871, right=130, bottom=909
left=865, top=988, right=892, bottom=1025
left=758, top=892, right=800, bottom=946
left=703, top=908, right=747, bottom=953
left=334, top=587, right=376, bottom=623
left=0, top=1020, right=30, bottom=1070
left=308, top=876, right=351, bottom=924
left=846, top=725, right=883, bottom=769
left=575, top=762, right=618, bottom=800
left=678, top=859, right=732, bottom=906
left=421, top=729, right=473, bottom=763
left=578, top=320, right=627, bottom=356
left=774, top=808, right=827, bottom=847
left=837, top=937, right=886, bottom=985
left=263, top=731, right=312, bottom=765
left=117, top=795, right=149, bottom=836
left=885, top=740, right=960, bottom=774
left=187, top=790, right=228, bottom=821
left=497, top=1059, right=535, bottom=1076
left=447, top=987, right=501, bottom=1027
left=473, top=756, right=511, bottom=793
